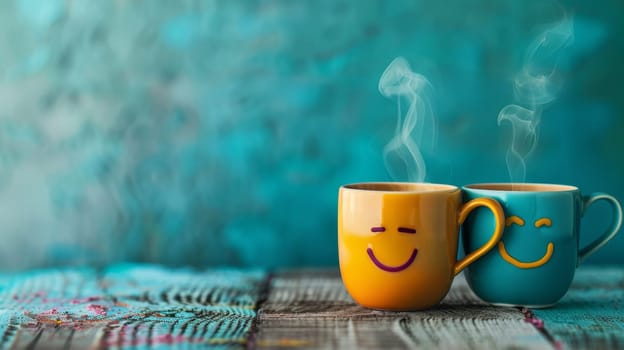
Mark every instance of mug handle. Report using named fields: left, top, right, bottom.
left=454, top=198, right=505, bottom=276
left=578, top=193, right=623, bottom=263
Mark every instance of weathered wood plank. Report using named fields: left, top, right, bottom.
left=0, top=265, right=267, bottom=349
left=2, top=265, right=623, bottom=349
left=533, top=267, right=624, bottom=350
left=261, top=269, right=519, bottom=319
left=102, top=264, right=265, bottom=308
left=256, top=270, right=552, bottom=349
left=255, top=317, right=551, bottom=350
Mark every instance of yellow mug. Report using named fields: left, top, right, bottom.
left=338, top=182, right=505, bottom=310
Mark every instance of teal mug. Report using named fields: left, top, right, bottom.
left=462, top=183, right=623, bottom=308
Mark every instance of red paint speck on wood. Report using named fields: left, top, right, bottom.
left=71, top=296, right=102, bottom=304
left=86, top=304, right=108, bottom=316
left=104, top=335, right=192, bottom=347
left=152, top=334, right=188, bottom=344
left=41, top=308, right=58, bottom=316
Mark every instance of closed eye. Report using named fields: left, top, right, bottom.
left=398, top=227, right=416, bottom=234
left=370, top=226, right=385, bottom=233
left=505, top=216, right=525, bottom=227
left=534, top=218, right=552, bottom=228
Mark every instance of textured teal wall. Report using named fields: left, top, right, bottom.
left=0, top=0, right=622, bottom=270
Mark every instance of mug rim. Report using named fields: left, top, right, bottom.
left=464, top=183, right=579, bottom=193
left=341, top=182, right=458, bottom=194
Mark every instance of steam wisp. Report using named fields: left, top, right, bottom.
left=379, top=57, right=436, bottom=182
left=498, top=16, right=574, bottom=182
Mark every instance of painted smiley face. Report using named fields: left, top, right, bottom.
left=498, top=216, right=554, bottom=269
left=367, top=226, right=418, bottom=272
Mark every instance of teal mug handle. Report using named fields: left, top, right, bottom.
left=578, top=192, right=623, bottom=263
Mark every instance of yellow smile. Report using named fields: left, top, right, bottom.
left=498, top=242, right=554, bottom=269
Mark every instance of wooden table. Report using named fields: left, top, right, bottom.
left=0, top=265, right=622, bottom=349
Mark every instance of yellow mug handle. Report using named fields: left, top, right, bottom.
left=454, top=197, right=505, bottom=276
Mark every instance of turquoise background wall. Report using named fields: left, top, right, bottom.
left=0, top=0, right=622, bottom=270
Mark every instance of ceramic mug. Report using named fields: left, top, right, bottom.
left=338, top=182, right=505, bottom=310
left=462, top=183, right=623, bottom=308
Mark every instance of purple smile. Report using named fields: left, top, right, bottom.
left=367, top=247, right=418, bottom=272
